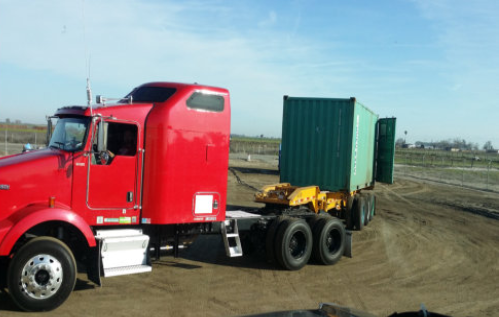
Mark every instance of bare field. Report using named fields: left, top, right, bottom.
left=395, top=164, right=499, bottom=194
left=1, top=158, right=499, bottom=316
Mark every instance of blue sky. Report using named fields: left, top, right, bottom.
left=0, top=0, right=498, bottom=147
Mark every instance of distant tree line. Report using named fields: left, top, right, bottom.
left=230, top=133, right=281, bottom=141
left=396, top=138, right=494, bottom=151
left=2, top=118, right=23, bottom=124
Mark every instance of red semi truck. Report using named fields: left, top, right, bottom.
left=0, top=82, right=394, bottom=312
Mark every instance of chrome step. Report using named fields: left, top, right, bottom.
left=104, top=264, right=152, bottom=277
left=95, top=229, right=151, bottom=277
left=221, top=219, right=243, bottom=257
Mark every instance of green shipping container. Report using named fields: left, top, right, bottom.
left=280, top=96, right=396, bottom=192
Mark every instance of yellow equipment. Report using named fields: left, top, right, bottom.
left=254, top=183, right=356, bottom=213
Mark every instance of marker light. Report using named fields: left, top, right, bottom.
left=49, top=196, right=56, bottom=208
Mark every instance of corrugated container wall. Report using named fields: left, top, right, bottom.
left=280, top=97, right=378, bottom=192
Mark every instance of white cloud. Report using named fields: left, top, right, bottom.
left=0, top=1, right=312, bottom=134
left=1, top=0, right=498, bottom=145
left=0, top=0, right=365, bottom=137
left=258, top=11, right=277, bottom=28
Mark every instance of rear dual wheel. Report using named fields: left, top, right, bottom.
left=361, top=193, right=376, bottom=226
left=265, top=216, right=287, bottom=264
left=353, top=195, right=366, bottom=231
left=267, top=216, right=346, bottom=269
left=364, top=194, right=372, bottom=225
left=371, top=194, right=377, bottom=216
left=311, top=217, right=346, bottom=265
left=345, top=196, right=355, bottom=230
left=266, top=217, right=313, bottom=270
left=274, top=218, right=313, bottom=271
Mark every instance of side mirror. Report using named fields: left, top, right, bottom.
left=97, top=120, right=108, bottom=152
left=46, top=117, right=53, bottom=146
left=99, top=151, right=110, bottom=165
left=22, top=143, right=32, bottom=153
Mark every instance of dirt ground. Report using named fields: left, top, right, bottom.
left=1, top=158, right=499, bottom=316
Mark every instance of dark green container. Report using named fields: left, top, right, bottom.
left=280, top=96, right=395, bottom=192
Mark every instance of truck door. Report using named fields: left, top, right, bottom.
left=87, top=120, right=140, bottom=213
left=375, top=118, right=397, bottom=184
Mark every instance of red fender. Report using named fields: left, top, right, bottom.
left=0, top=205, right=96, bottom=256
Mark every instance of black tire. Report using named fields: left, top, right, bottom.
left=274, top=218, right=313, bottom=270
left=312, top=217, right=346, bottom=265
left=369, top=193, right=375, bottom=220
left=363, top=193, right=372, bottom=226
left=265, top=216, right=287, bottom=264
left=307, top=215, right=324, bottom=233
left=364, top=193, right=375, bottom=221
left=7, top=237, right=77, bottom=312
left=345, top=195, right=354, bottom=230
left=353, top=195, right=366, bottom=231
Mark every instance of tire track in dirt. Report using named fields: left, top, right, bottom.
left=370, top=179, right=499, bottom=316
left=2, top=166, right=498, bottom=317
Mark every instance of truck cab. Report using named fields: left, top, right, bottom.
left=0, top=82, right=231, bottom=311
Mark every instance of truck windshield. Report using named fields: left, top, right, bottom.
left=49, top=117, right=90, bottom=151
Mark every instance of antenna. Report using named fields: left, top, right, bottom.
left=81, top=0, right=93, bottom=117
left=86, top=57, right=93, bottom=116
left=86, top=77, right=94, bottom=115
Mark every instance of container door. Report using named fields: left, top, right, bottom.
left=375, top=118, right=397, bottom=184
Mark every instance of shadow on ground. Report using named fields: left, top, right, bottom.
left=179, top=235, right=278, bottom=271
left=230, top=166, right=279, bottom=175
left=0, top=278, right=94, bottom=313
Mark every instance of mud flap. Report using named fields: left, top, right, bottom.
left=343, top=230, right=352, bottom=258
left=86, top=241, right=102, bottom=287
left=0, top=257, right=8, bottom=288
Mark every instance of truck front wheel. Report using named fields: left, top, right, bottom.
left=7, top=237, right=77, bottom=312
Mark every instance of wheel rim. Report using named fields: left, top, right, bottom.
left=19, top=254, right=63, bottom=300
left=325, top=229, right=342, bottom=253
left=288, top=231, right=307, bottom=259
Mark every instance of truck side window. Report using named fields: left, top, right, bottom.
left=91, top=122, right=138, bottom=165
left=186, top=92, right=224, bottom=112
left=122, top=86, right=176, bottom=103
left=107, top=123, right=138, bottom=157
